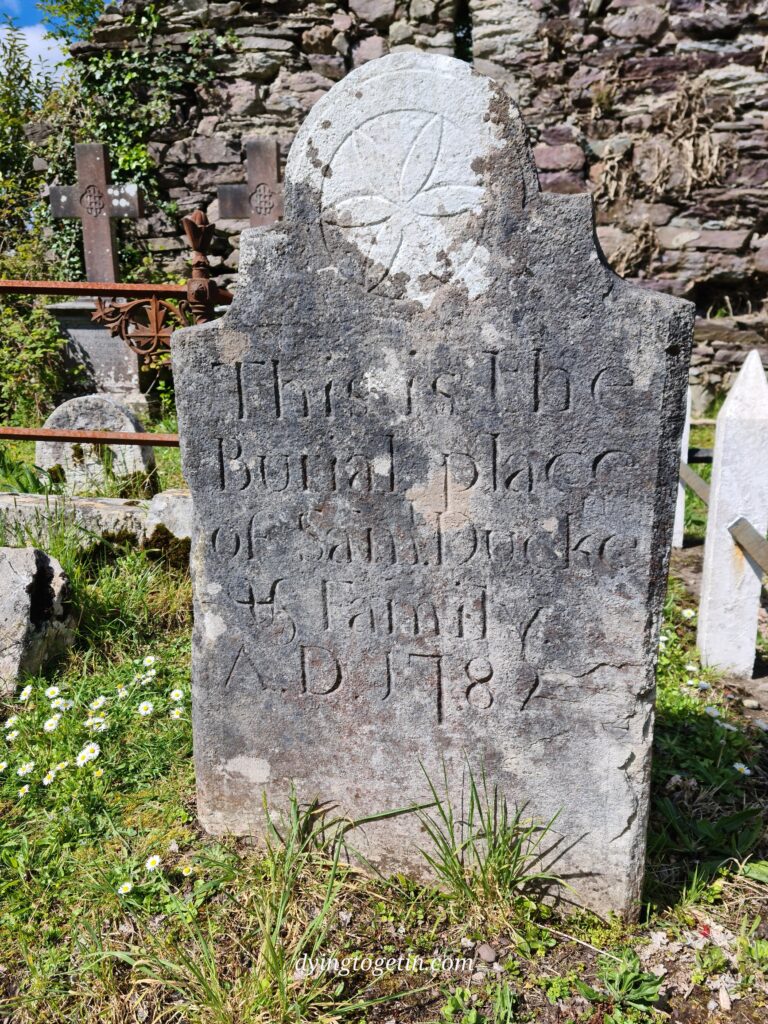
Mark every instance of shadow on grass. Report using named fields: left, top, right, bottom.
left=644, top=581, right=767, bottom=911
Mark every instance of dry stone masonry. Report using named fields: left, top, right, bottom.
left=74, top=1, right=768, bottom=406
left=173, top=52, right=694, bottom=916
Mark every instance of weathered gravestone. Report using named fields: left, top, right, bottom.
left=36, top=396, right=156, bottom=495
left=173, top=53, right=694, bottom=916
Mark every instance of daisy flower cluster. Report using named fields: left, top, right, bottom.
left=1, top=650, right=188, bottom=805
left=115, top=852, right=198, bottom=897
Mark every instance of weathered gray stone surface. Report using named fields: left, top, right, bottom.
left=0, top=547, right=74, bottom=695
left=172, top=52, right=693, bottom=917
left=147, top=489, right=193, bottom=543
left=36, top=396, right=156, bottom=495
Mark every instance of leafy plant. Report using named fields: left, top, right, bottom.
left=575, top=950, right=662, bottom=1013
left=441, top=986, right=483, bottom=1023
left=691, top=944, right=729, bottom=984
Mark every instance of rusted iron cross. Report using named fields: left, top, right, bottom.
left=49, top=143, right=143, bottom=282
left=218, top=138, right=284, bottom=227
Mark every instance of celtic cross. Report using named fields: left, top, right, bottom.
left=49, top=144, right=143, bottom=283
left=218, top=138, right=284, bottom=227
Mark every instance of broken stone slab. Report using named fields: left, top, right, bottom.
left=146, top=489, right=193, bottom=544
left=172, top=52, right=693, bottom=917
left=0, top=490, right=191, bottom=551
left=35, top=396, right=157, bottom=496
left=0, top=547, right=74, bottom=695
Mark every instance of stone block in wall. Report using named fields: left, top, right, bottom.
left=228, top=80, right=261, bottom=117
left=190, top=136, right=241, bottom=164
left=349, top=0, right=395, bottom=29
left=533, top=142, right=585, bottom=171
left=538, top=170, right=587, bottom=194
left=605, top=7, right=667, bottom=42
left=352, top=35, right=389, bottom=66
left=226, top=52, right=283, bottom=81
left=308, top=54, right=346, bottom=80
left=302, top=24, right=336, bottom=54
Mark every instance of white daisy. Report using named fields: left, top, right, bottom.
left=17, top=761, right=35, bottom=777
left=44, top=686, right=60, bottom=699
left=18, top=685, right=32, bottom=702
left=169, top=689, right=184, bottom=702
left=42, top=771, right=56, bottom=786
left=169, top=707, right=183, bottom=720
left=18, top=785, right=29, bottom=797
left=137, top=701, right=154, bottom=717
left=5, top=730, right=19, bottom=742
left=117, top=881, right=133, bottom=895
left=142, top=655, right=157, bottom=668
left=733, top=762, right=752, bottom=776
left=4, top=716, right=18, bottom=729
left=145, top=854, right=161, bottom=871
left=89, top=696, right=107, bottom=711
left=43, top=715, right=61, bottom=733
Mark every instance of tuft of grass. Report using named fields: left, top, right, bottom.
left=417, top=762, right=563, bottom=914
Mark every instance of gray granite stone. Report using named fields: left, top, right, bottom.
left=172, top=52, right=693, bottom=917
left=35, top=396, right=156, bottom=496
left=0, top=547, right=74, bottom=695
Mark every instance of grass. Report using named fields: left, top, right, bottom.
left=0, top=405, right=185, bottom=499
left=0, top=526, right=766, bottom=1021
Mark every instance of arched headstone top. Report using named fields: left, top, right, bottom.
left=284, top=52, right=539, bottom=306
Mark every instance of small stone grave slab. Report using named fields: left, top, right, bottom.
left=36, top=396, right=156, bottom=495
left=172, top=53, right=694, bottom=916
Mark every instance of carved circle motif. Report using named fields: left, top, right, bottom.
left=320, top=108, right=484, bottom=294
left=80, top=184, right=106, bottom=217
left=249, top=183, right=276, bottom=217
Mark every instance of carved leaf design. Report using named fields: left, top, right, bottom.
left=322, top=196, right=397, bottom=228
left=408, top=185, right=483, bottom=218
left=399, top=115, right=443, bottom=202
left=353, top=132, right=400, bottom=201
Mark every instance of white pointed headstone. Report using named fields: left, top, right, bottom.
left=698, top=351, right=768, bottom=676
left=672, top=388, right=691, bottom=548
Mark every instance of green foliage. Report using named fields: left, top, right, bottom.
left=36, top=0, right=107, bottom=45
left=0, top=295, right=68, bottom=424
left=575, top=949, right=662, bottom=1013
left=441, top=986, right=483, bottom=1023
left=0, top=19, right=54, bottom=253
left=691, top=943, right=729, bottom=984
left=0, top=447, right=59, bottom=493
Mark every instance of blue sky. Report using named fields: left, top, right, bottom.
left=0, top=0, right=68, bottom=66
left=2, top=0, right=42, bottom=27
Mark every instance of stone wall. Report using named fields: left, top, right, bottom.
left=74, top=0, right=768, bottom=409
